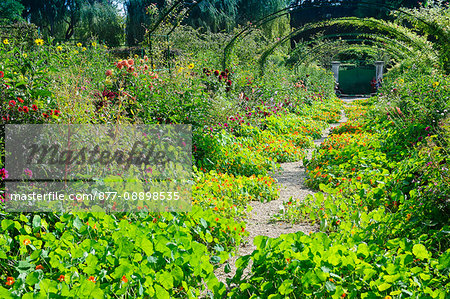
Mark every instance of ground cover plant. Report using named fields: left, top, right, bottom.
left=0, top=22, right=340, bottom=298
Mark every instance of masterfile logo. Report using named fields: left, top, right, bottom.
left=3, top=124, right=192, bottom=212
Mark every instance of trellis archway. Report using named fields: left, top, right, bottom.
left=286, top=32, right=414, bottom=64
left=220, top=1, right=449, bottom=71
left=290, top=38, right=412, bottom=67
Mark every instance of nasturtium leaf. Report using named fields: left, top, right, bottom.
left=140, top=237, right=154, bottom=256
left=0, top=286, right=13, bottom=299
left=32, top=215, right=41, bottom=229
left=156, top=271, right=173, bottom=290
left=278, top=279, right=294, bottom=295
left=26, top=271, right=40, bottom=285
left=377, top=282, right=392, bottom=292
left=73, top=217, right=83, bottom=230
left=240, top=283, right=252, bottom=291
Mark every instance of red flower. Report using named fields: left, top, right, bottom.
left=53, top=110, right=60, bottom=116
left=23, top=106, right=29, bottom=113
left=32, top=104, right=38, bottom=111
left=227, top=80, right=232, bottom=86
left=105, top=69, right=112, bottom=76
left=127, top=59, right=134, bottom=66
left=18, top=107, right=23, bottom=112
left=5, top=277, right=14, bottom=286
left=17, top=97, right=24, bottom=103
left=57, top=275, right=65, bottom=282
left=43, top=113, right=49, bottom=118
left=36, top=264, right=44, bottom=270
left=214, top=70, right=219, bottom=76
left=9, top=100, right=16, bottom=107
left=88, top=276, right=96, bottom=283
left=0, top=71, right=4, bottom=78
left=121, top=275, right=128, bottom=283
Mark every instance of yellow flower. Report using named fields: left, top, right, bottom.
left=91, top=42, right=97, bottom=47
left=103, top=45, right=108, bottom=49
left=134, top=54, right=138, bottom=59
left=34, top=38, right=44, bottom=46
left=56, top=46, right=63, bottom=51
left=399, top=78, right=404, bottom=83
left=22, top=53, right=27, bottom=58
left=23, top=239, right=31, bottom=246
left=384, top=296, right=392, bottom=299
left=178, top=67, right=184, bottom=73
left=406, top=213, right=411, bottom=221
left=433, top=81, right=439, bottom=88
left=188, top=63, right=194, bottom=69
left=82, top=47, right=86, bottom=52
left=74, top=50, right=79, bottom=54
left=77, top=42, right=82, bottom=47
left=3, top=39, right=9, bottom=45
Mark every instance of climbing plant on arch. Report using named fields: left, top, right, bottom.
left=221, top=1, right=449, bottom=72
left=285, top=32, right=414, bottom=67
left=290, top=39, right=407, bottom=70
left=257, top=16, right=437, bottom=75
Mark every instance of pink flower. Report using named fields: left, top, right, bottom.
left=24, top=168, right=33, bottom=178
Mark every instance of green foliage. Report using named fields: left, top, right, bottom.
left=0, top=0, right=24, bottom=24
left=185, top=0, right=239, bottom=33
left=76, top=2, right=124, bottom=46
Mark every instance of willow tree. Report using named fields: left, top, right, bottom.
left=181, top=0, right=238, bottom=32
left=76, top=1, right=123, bottom=46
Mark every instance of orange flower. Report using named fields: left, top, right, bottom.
left=57, top=275, right=65, bottom=282
left=5, top=277, right=14, bottom=286
left=88, top=276, right=96, bottom=283
left=121, top=275, right=128, bottom=283
left=23, top=239, right=31, bottom=246
left=36, top=264, right=44, bottom=270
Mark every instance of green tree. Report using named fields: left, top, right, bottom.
left=20, top=0, right=82, bottom=39
left=76, top=1, right=123, bottom=46
left=124, top=0, right=154, bottom=45
left=184, top=0, right=239, bottom=33
left=238, top=0, right=292, bottom=50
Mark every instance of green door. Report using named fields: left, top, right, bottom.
left=338, top=65, right=376, bottom=95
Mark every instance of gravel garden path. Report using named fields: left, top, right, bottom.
left=215, top=98, right=357, bottom=285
